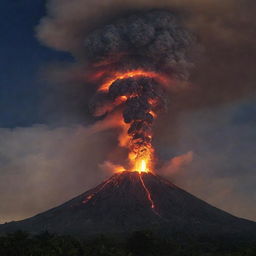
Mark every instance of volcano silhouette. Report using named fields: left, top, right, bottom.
left=1, top=172, right=255, bottom=237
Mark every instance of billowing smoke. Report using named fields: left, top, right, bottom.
left=84, top=11, right=193, bottom=78
left=85, top=11, right=194, bottom=170
left=38, top=0, right=256, bottom=116
left=103, top=77, right=162, bottom=167
left=36, top=0, right=256, bottom=172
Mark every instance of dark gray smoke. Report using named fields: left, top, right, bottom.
left=111, top=77, right=162, bottom=152
left=84, top=10, right=194, bottom=78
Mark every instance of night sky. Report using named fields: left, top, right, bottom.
left=0, top=0, right=255, bottom=223
left=0, top=0, right=71, bottom=128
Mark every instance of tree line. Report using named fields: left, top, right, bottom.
left=0, top=230, right=255, bottom=256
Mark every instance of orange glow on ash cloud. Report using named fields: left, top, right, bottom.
left=97, top=70, right=169, bottom=92
left=91, top=69, right=167, bottom=175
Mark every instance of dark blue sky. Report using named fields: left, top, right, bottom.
left=0, top=0, right=71, bottom=128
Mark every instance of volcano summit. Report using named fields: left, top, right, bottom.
left=1, top=171, right=255, bottom=238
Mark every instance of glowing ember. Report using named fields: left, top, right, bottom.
left=138, top=159, right=147, bottom=173
left=139, top=174, right=155, bottom=209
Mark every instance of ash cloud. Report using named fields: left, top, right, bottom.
left=48, top=9, right=195, bottom=168
left=86, top=10, right=194, bottom=154
left=83, top=10, right=194, bottom=79
left=37, top=0, right=256, bottom=110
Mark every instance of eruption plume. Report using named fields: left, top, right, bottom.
left=88, top=10, right=194, bottom=173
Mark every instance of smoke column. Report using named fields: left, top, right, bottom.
left=87, top=11, right=194, bottom=172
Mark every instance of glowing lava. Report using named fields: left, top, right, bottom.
left=129, top=147, right=153, bottom=174
left=137, top=159, right=147, bottom=173
left=139, top=175, right=154, bottom=208
left=82, top=177, right=113, bottom=204
left=82, top=171, right=160, bottom=216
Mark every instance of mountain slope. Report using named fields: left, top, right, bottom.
left=1, top=172, right=255, bottom=237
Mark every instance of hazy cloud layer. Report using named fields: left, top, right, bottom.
left=1, top=99, right=255, bottom=223
left=161, top=100, right=256, bottom=221
left=0, top=124, right=117, bottom=223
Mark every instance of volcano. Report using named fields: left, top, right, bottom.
left=1, top=172, right=255, bottom=237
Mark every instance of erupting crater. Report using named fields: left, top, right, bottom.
left=1, top=171, right=255, bottom=237
left=82, top=171, right=159, bottom=216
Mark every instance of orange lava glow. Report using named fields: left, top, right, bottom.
left=149, top=110, right=157, bottom=118
left=139, top=173, right=160, bottom=216
left=115, top=120, right=154, bottom=174
left=113, top=165, right=126, bottom=173
left=82, top=178, right=113, bottom=204
left=100, top=70, right=162, bottom=174
left=98, top=70, right=168, bottom=92
left=139, top=174, right=156, bottom=209
left=128, top=147, right=154, bottom=174
left=92, top=69, right=166, bottom=175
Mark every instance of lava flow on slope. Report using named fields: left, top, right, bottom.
left=82, top=170, right=160, bottom=216
left=1, top=171, right=255, bottom=237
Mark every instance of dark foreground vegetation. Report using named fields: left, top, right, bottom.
left=0, top=230, right=255, bottom=256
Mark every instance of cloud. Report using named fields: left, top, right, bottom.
left=160, top=151, right=193, bottom=175
left=163, top=100, right=256, bottom=221
left=99, top=161, right=125, bottom=174
left=0, top=123, right=119, bottom=223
